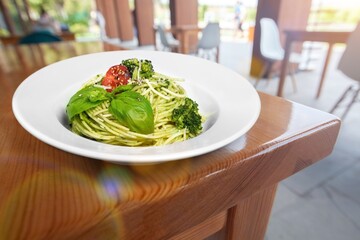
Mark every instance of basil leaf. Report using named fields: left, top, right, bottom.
left=109, top=91, right=154, bottom=134
left=66, top=86, right=111, bottom=121
left=112, top=84, right=134, bottom=95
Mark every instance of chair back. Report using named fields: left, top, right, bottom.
left=157, top=25, right=170, bottom=47
left=198, top=22, right=220, bottom=50
left=338, top=23, right=360, bottom=81
left=259, top=18, right=284, bottom=60
left=95, top=11, right=107, bottom=41
left=19, top=31, right=62, bottom=44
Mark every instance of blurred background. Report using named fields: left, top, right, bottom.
left=1, top=1, right=360, bottom=239
left=1, top=0, right=359, bottom=40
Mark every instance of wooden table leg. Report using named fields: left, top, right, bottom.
left=277, top=39, right=292, bottom=97
left=224, top=184, right=278, bottom=240
left=181, top=31, right=189, bottom=54
left=316, top=43, right=334, bottom=99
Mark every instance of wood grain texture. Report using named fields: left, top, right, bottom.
left=0, top=41, right=341, bottom=239
left=170, top=211, right=227, bottom=240
left=225, top=184, right=278, bottom=240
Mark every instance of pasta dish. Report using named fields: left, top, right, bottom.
left=66, top=58, right=203, bottom=147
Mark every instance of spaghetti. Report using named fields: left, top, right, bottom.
left=67, top=63, right=203, bottom=147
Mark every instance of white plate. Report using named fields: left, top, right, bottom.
left=12, top=50, right=260, bottom=164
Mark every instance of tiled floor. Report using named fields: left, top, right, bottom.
left=218, top=39, right=360, bottom=240
left=121, top=36, right=360, bottom=239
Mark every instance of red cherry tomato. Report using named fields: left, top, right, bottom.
left=102, top=64, right=130, bottom=92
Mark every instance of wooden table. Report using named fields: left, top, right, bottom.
left=170, top=25, right=202, bottom=54
left=278, top=30, right=351, bottom=98
left=154, top=25, right=201, bottom=54
left=0, top=41, right=340, bottom=239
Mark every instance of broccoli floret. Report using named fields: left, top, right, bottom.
left=139, top=59, right=154, bottom=79
left=122, top=58, right=154, bottom=79
left=121, top=58, right=139, bottom=76
left=158, top=78, right=170, bottom=88
left=172, top=98, right=202, bottom=136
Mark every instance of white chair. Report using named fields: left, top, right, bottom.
left=196, top=22, right=221, bottom=62
left=255, top=18, right=302, bottom=91
left=93, top=11, right=121, bottom=45
left=156, top=25, right=180, bottom=52
left=329, top=23, right=360, bottom=119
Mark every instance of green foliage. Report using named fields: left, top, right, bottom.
left=65, top=11, right=90, bottom=26
left=0, top=28, right=10, bottom=37
left=27, top=0, right=92, bottom=34
left=245, top=8, right=257, bottom=22
left=69, top=23, right=88, bottom=33
left=309, top=8, right=360, bottom=25
left=199, top=5, right=208, bottom=22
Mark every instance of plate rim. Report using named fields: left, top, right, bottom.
left=12, top=50, right=261, bottom=164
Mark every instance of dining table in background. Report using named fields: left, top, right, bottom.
left=170, top=25, right=202, bottom=54
left=0, top=40, right=341, bottom=239
left=278, top=30, right=351, bottom=98
left=154, top=25, right=201, bottom=54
